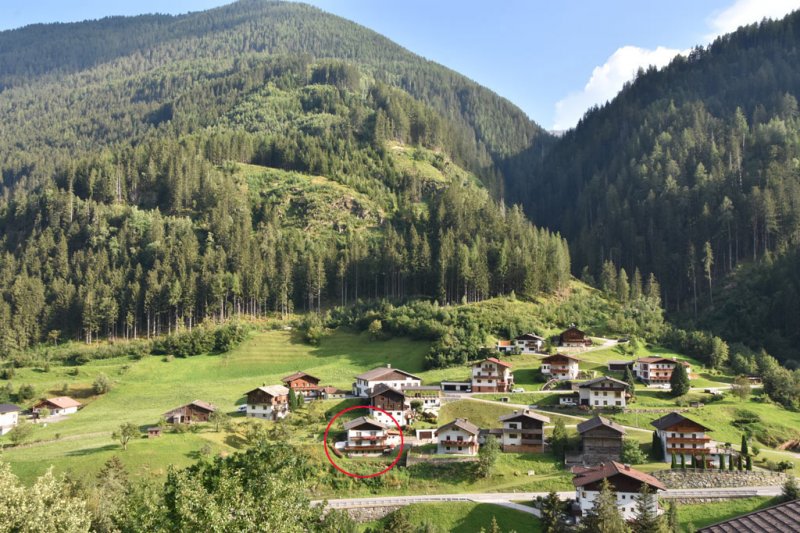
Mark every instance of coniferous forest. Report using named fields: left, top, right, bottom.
left=1, top=0, right=800, bottom=367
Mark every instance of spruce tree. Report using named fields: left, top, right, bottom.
left=625, top=366, right=637, bottom=400
left=540, top=491, right=568, bottom=533
left=652, top=431, right=664, bottom=461
left=669, top=364, right=690, bottom=397
left=631, top=483, right=664, bottom=533
left=741, top=434, right=749, bottom=457
left=580, top=479, right=630, bottom=533
left=666, top=502, right=679, bottom=533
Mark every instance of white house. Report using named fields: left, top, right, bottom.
left=352, top=364, right=421, bottom=397
left=245, top=385, right=290, bottom=420
left=0, top=404, right=20, bottom=435
left=404, top=385, right=442, bottom=413
left=651, top=412, right=731, bottom=468
left=633, top=357, right=691, bottom=385
left=471, top=357, right=514, bottom=393
left=496, top=333, right=544, bottom=354
left=33, top=396, right=81, bottom=416
left=572, top=461, right=666, bottom=521
left=577, top=376, right=631, bottom=408
left=343, top=416, right=399, bottom=456
left=540, top=353, right=581, bottom=380
left=435, top=418, right=480, bottom=455
left=369, top=384, right=411, bottom=427
left=498, top=409, right=550, bottom=452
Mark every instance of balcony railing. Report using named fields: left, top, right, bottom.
left=349, top=435, right=387, bottom=441
left=344, top=445, right=391, bottom=452
left=667, top=437, right=710, bottom=444
left=439, top=439, right=477, bottom=446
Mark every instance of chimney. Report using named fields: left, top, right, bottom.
left=386, top=363, right=392, bottom=368
left=624, top=464, right=631, bottom=470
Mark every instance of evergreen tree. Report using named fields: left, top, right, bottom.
left=550, top=418, right=569, bottom=461
left=540, top=491, right=568, bottom=533
left=666, top=502, right=679, bottom=533
left=782, top=476, right=800, bottom=502
left=669, top=364, right=690, bottom=397
left=580, top=479, right=630, bottom=533
left=631, top=483, right=664, bottom=533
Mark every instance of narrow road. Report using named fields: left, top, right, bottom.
left=314, top=485, right=783, bottom=511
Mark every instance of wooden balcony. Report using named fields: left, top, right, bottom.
left=344, top=444, right=391, bottom=452
left=667, top=437, right=710, bottom=444
left=439, top=439, right=477, bottom=446
left=349, top=435, right=388, bottom=442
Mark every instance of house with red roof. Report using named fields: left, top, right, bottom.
left=33, top=396, right=81, bottom=417
left=470, top=357, right=514, bottom=393
left=281, top=371, right=321, bottom=398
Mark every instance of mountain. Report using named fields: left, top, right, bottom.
left=0, top=1, right=570, bottom=351
left=528, top=13, right=800, bottom=363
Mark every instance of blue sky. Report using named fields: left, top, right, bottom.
left=2, top=0, right=799, bottom=129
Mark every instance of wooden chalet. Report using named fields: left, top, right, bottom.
left=343, top=416, right=395, bottom=456
left=163, top=400, right=216, bottom=424
left=572, top=461, right=666, bottom=520
left=370, top=383, right=411, bottom=427
left=651, top=412, right=729, bottom=467
left=559, top=326, right=591, bottom=347
left=540, top=353, right=581, bottom=380
left=435, top=418, right=480, bottom=455
left=576, top=415, right=626, bottom=464
left=577, top=376, right=631, bottom=408
left=245, top=385, right=290, bottom=420
left=498, top=409, right=550, bottom=453
left=281, top=371, right=321, bottom=398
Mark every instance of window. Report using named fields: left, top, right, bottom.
left=446, top=446, right=451, bottom=451
left=458, top=446, right=463, bottom=451
left=509, top=434, right=518, bottom=439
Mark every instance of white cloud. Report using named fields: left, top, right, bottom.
left=552, top=46, right=682, bottom=130
left=551, top=0, right=800, bottom=130
left=706, top=0, right=800, bottom=41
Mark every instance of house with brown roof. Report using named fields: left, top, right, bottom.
left=319, top=386, right=348, bottom=400
left=697, top=499, right=800, bottom=533
left=435, top=418, right=480, bottom=455
left=0, top=404, right=20, bottom=435
left=352, top=364, right=421, bottom=397
left=471, top=357, right=514, bottom=393
left=633, top=357, right=691, bottom=385
left=559, top=326, right=591, bottom=347
left=577, top=376, right=631, bottom=408
left=343, top=416, right=399, bottom=456
left=576, top=415, right=626, bottom=464
left=498, top=410, right=550, bottom=452
left=572, top=461, right=666, bottom=520
left=496, top=333, right=545, bottom=354
left=245, top=385, right=290, bottom=420
left=541, top=353, right=581, bottom=380
left=281, top=371, right=321, bottom=398
left=370, top=384, right=411, bottom=427
left=163, top=400, right=216, bottom=424
left=651, top=412, right=730, bottom=467
left=33, top=396, right=81, bottom=417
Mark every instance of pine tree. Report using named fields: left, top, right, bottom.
left=580, top=478, right=630, bottom=533
left=550, top=418, right=568, bottom=461
left=650, top=430, right=663, bottom=461
left=782, top=476, right=800, bottom=502
left=625, top=366, right=637, bottom=400
left=631, top=483, right=664, bottom=533
left=488, top=516, right=501, bottom=533
left=669, top=364, right=690, bottom=397
left=740, top=434, right=749, bottom=458
left=666, top=502, right=679, bottom=533
left=540, top=491, right=568, bottom=533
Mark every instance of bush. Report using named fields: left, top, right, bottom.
left=154, top=327, right=215, bottom=357
left=17, top=383, right=35, bottom=400
left=213, top=322, right=249, bottom=352
left=621, top=439, right=646, bottom=464
left=92, top=373, right=111, bottom=395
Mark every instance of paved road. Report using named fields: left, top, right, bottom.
left=314, top=485, right=783, bottom=512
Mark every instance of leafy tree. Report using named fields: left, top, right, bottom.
left=477, top=435, right=500, bottom=478
left=112, top=422, right=139, bottom=451
left=669, top=364, right=690, bottom=397
left=93, top=373, right=111, bottom=395
left=782, top=476, right=800, bottom=502
left=17, top=383, right=35, bottom=400
left=550, top=419, right=568, bottom=461
left=621, top=439, right=646, bottom=464
left=209, top=411, right=230, bottom=432
left=580, top=478, right=630, bottom=533
left=730, top=375, right=752, bottom=401
left=8, top=419, right=34, bottom=445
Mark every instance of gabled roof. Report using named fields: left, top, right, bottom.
left=37, top=396, right=81, bottom=409
left=637, top=356, right=690, bottom=366
left=246, top=385, right=290, bottom=398
left=281, top=371, right=321, bottom=384
left=164, top=400, right=217, bottom=415
left=577, top=415, right=626, bottom=435
left=515, top=333, right=544, bottom=341
left=320, top=386, right=347, bottom=394
left=651, top=412, right=711, bottom=432
left=369, top=383, right=405, bottom=399
left=560, top=326, right=586, bottom=335
left=344, top=416, right=387, bottom=431
left=355, top=366, right=420, bottom=382
left=472, top=357, right=512, bottom=369
left=499, top=409, right=550, bottom=424
left=436, top=418, right=480, bottom=435
left=697, top=499, right=800, bottom=533
left=578, top=376, right=629, bottom=389
left=0, top=403, right=20, bottom=414
left=572, top=461, right=666, bottom=490
left=542, top=353, right=581, bottom=363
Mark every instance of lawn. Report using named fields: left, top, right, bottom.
left=676, top=496, right=777, bottom=530
left=360, top=502, right=541, bottom=532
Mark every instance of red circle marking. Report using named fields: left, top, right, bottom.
left=323, top=404, right=405, bottom=479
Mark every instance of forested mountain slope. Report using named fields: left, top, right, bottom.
left=0, top=0, right=548, bottom=200
left=0, top=2, right=570, bottom=352
left=528, top=13, right=800, bottom=362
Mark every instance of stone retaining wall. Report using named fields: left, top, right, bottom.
left=345, top=505, right=403, bottom=522
left=653, top=469, right=787, bottom=489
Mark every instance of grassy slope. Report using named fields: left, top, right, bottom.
left=360, top=502, right=541, bottom=533
left=677, top=497, right=778, bottom=530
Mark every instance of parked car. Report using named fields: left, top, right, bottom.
left=237, top=404, right=247, bottom=413
left=512, top=387, right=525, bottom=393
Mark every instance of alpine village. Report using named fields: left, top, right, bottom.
left=1, top=1, right=800, bottom=532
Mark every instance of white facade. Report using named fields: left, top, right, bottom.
left=436, top=426, right=479, bottom=455
left=0, top=410, right=19, bottom=435
left=372, top=408, right=410, bottom=428
left=246, top=402, right=289, bottom=420
left=352, top=366, right=422, bottom=397
left=541, top=358, right=580, bottom=380
left=576, top=488, right=657, bottom=520
left=496, top=335, right=543, bottom=354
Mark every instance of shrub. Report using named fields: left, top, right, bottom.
left=213, top=322, right=249, bottom=352
left=92, top=373, right=111, bottom=395
left=621, top=439, right=646, bottom=464
left=17, top=383, right=35, bottom=400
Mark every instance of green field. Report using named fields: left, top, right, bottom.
left=361, top=502, right=541, bottom=533
left=676, top=497, right=777, bottom=530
